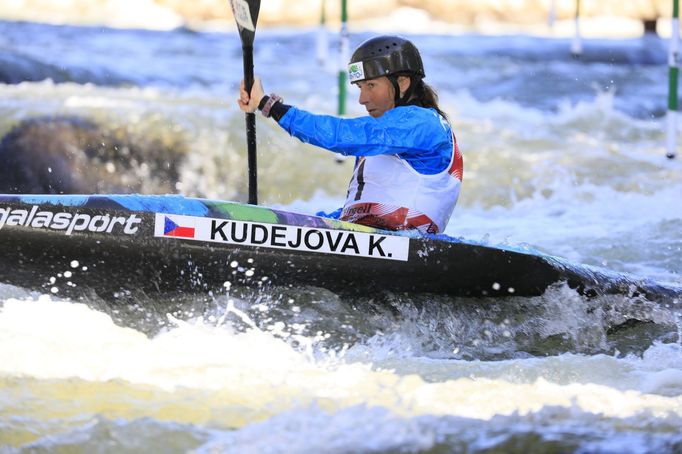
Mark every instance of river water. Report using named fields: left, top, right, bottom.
left=1, top=20, right=682, bottom=453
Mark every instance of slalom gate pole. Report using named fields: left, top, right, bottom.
left=571, top=0, right=582, bottom=57
left=337, top=0, right=348, bottom=116
left=333, top=0, right=349, bottom=164
left=317, top=0, right=329, bottom=65
left=667, top=0, right=679, bottom=159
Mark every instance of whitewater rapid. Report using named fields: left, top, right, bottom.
left=1, top=20, right=681, bottom=453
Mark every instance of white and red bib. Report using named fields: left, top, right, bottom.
left=341, top=134, right=463, bottom=234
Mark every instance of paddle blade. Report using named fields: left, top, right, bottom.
left=229, top=0, right=261, bottom=45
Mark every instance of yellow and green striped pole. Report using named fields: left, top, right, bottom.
left=571, top=0, right=582, bottom=57
left=667, top=0, right=679, bottom=159
left=337, top=0, right=348, bottom=116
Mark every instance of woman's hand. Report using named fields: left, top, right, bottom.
left=237, top=76, right=266, bottom=113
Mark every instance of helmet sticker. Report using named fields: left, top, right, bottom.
left=348, top=62, right=365, bottom=82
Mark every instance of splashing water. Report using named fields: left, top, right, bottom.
left=1, top=21, right=681, bottom=452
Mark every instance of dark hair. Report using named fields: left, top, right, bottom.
left=407, top=77, right=449, bottom=123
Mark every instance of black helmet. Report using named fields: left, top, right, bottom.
left=348, top=36, right=425, bottom=84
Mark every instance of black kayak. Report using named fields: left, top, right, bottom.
left=0, top=194, right=680, bottom=302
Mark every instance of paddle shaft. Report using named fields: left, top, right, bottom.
left=243, top=44, right=258, bottom=204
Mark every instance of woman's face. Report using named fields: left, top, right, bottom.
left=356, top=76, right=395, bottom=118
left=356, top=75, right=411, bottom=118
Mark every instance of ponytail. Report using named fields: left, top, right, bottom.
left=389, top=73, right=450, bottom=123
left=412, top=79, right=449, bottom=123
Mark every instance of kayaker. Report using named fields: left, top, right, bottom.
left=238, top=35, right=463, bottom=234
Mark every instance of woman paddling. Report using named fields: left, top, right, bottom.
left=238, top=35, right=463, bottom=234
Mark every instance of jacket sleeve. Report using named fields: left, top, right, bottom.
left=276, top=105, right=451, bottom=158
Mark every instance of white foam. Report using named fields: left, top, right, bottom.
left=1, top=298, right=680, bottom=421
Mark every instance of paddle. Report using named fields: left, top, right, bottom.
left=229, top=0, right=261, bottom=205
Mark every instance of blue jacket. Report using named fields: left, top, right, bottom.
left=277, top=105, right=454, bottom=175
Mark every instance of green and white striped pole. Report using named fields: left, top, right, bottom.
left=571, top=0, right=582, bottom=57
left=667, top=0, right=680, bottom=159
left=334, top=0, right=349, bottom=163
left=337, top=0, right=348, bottom=116
left=316, top=0, right=328, bottom=65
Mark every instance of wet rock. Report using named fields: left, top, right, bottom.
left=0, top=116, right=187, bottom=194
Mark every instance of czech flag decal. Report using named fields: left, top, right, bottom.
left=163, top=216, right=195, bottom=238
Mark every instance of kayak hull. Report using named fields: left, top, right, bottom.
left=0, top=194, right=679, bottom=302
